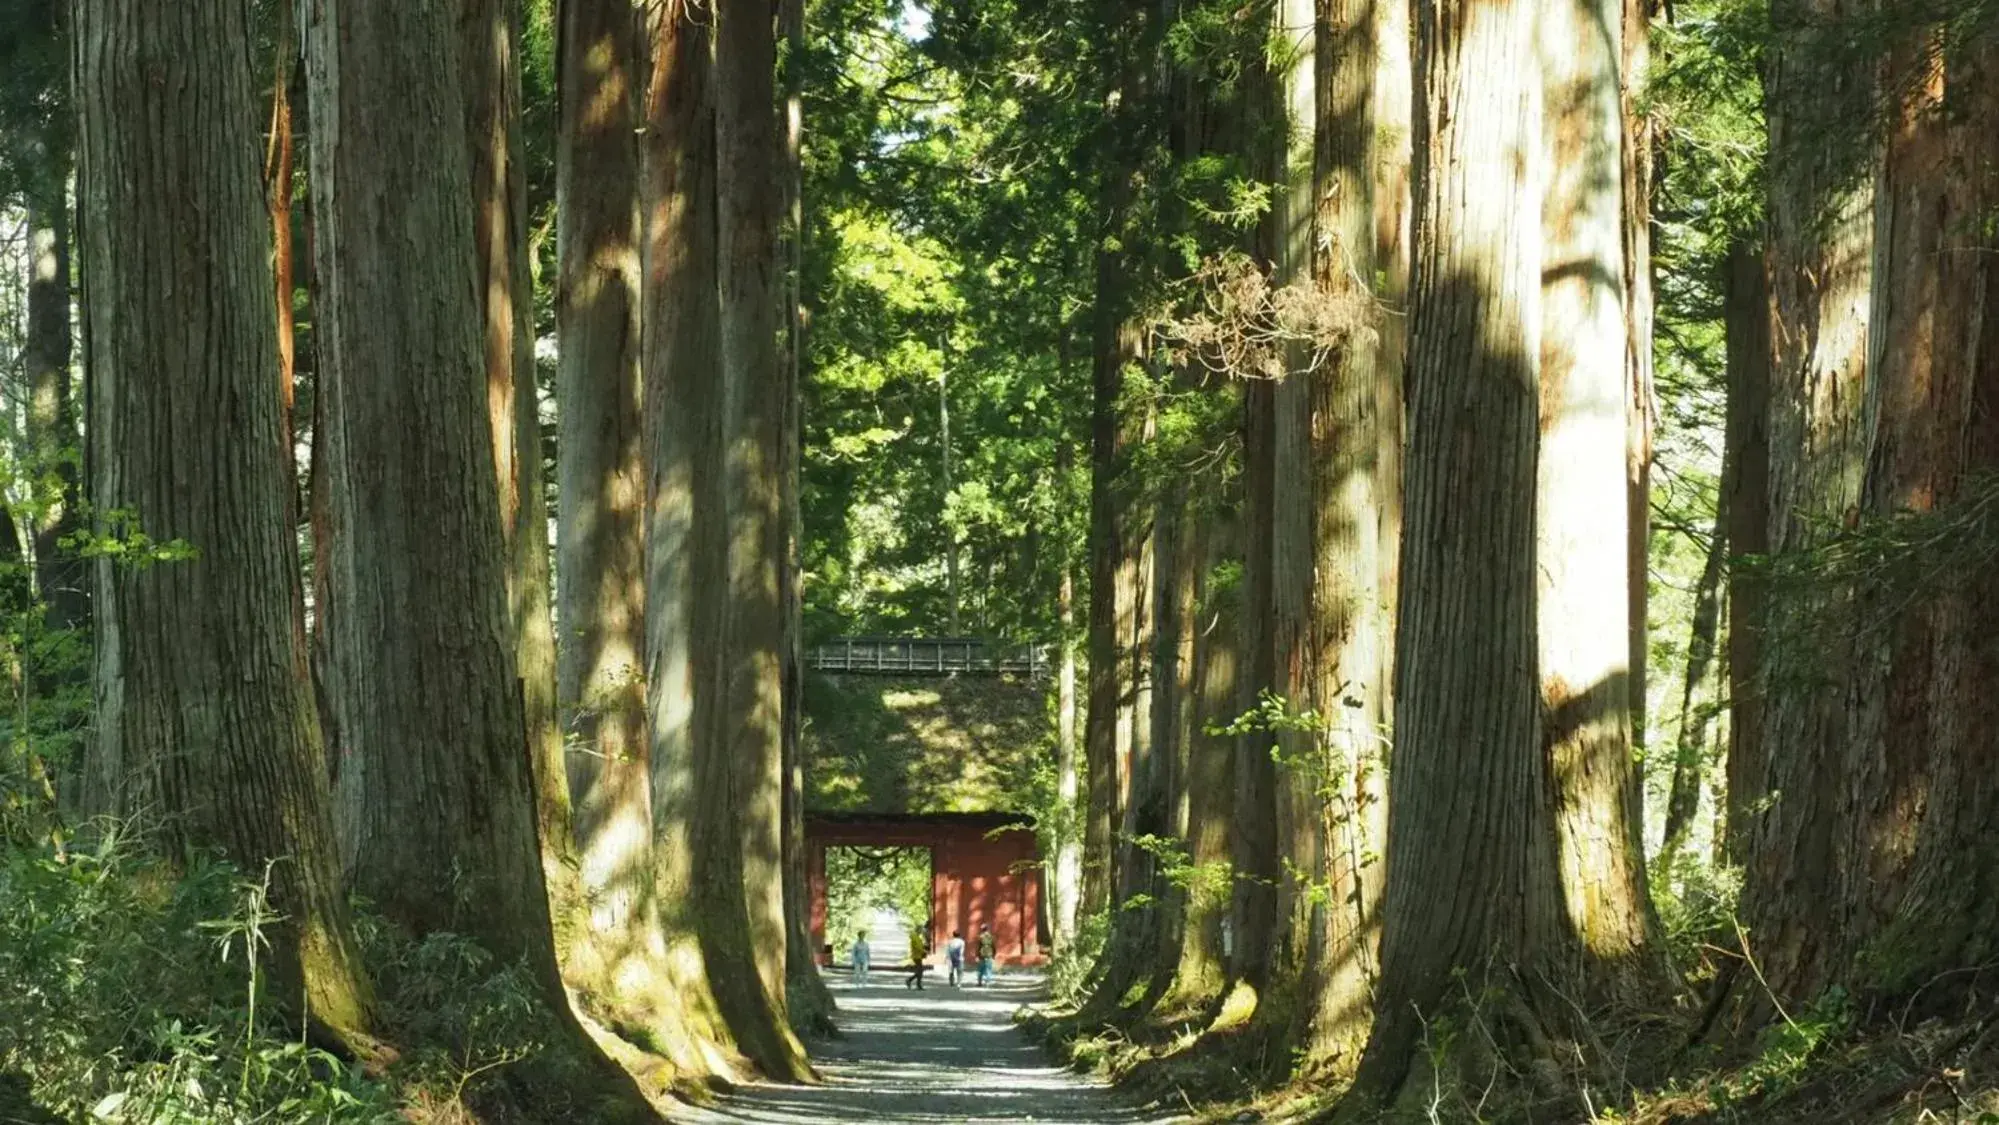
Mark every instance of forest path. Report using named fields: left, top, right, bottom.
left=672, top=973, right=1183, bottom=1123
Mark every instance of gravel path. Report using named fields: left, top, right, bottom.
left=673, top=973, right=1183, bottom=1123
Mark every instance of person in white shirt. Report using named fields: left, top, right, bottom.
left=945, top=930, right=967, bottom=987
left=851, top=930, right=871, bottom=986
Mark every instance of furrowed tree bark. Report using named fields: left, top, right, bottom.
left=1721, top=0, right=1874, bottom=1024
left=1370, top=0, right=1409, bottom=765
left=1345, top=0, right=1554, bottom=1096
left=1292, top=0, right=1393, bottom=1073
left=711, top=0, right=812, bottom=1077
left=310, top=7, right=662, bottom=1112
left=560, top=0, right=650, bottom=957
left=1086, top=443, right=1174, bottom=1022
left=1730, top=33, right=1999, bottom=1022
left=1082, top=96, right=1143, bottom=929
left=311, top=0, right=539, bottom=965
left=1167, top=510, right=1237, bottom=1007
left=75, top=0, right=372, bottom=1042
left=1537, top=0, right=1665, bottom=994
left=1256, top=0, right=1330, bottom=1061
left=776, top=0, right=836, bottom=1033
left=1834, top=38, right=1999, bottom=1001
left=461, top=0, right=574, bottom=900
left=558, top=0, right=730, bottom=1077
left=1153, top=479, right=1202, bottom=990
left=1720, top=235, right=1769, bottom=865
left=639, top=0, right=743, bottom=1077
left=1621, top=0, right=1658, bottom=763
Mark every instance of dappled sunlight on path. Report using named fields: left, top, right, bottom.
left=673, top=973, right=1183, bottom=1123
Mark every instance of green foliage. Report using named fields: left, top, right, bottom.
left=1723, top=988, right=1855, bottom=1104
left=0, top=816, right=612, bottom=1125
left=803, top=672, right=1052, bottom=813
left=1123, top=832, right=1231, bottom=913
left=1048, top=907, right=1110, bottom=1006
left=0, top=835, right=396, bottom=1123
left=824, top=846, right=932, bottom=948
left=1650, top=848, right=1743, bottom=983
left=0, top=0, right=64, bottom=204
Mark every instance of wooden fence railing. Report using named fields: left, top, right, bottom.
left=806, top=637, right=1051, bottom=678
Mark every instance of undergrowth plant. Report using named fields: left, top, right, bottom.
left=0, top=830, right=394, bottom=1123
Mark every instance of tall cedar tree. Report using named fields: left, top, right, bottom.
left=461, top=0, right=574, bottom=903
left=560, top=0, right=653, bottom=950
left=1168, top=509, right=1238, bottom=1003
left=639, top=0, right=745, bottom=1076
left=1722, top=0, right=1874, bottom=1026
left=708, top=0, right=814, bottom=1077
left=75, top=0, right=371, bottom=1040
left=1729, top=15, right=1999, bottom=1024
left=1291, top=0, right=1402, bottom=1071
left=558, top=0, right=739, bottom=1077
left=1537, top=0, right=1664, bottom=988
left=778, top=0, right=838, bottom=1030
left=1262, top=0, right=1329, bottom=1055
left=309, top=0, right=546, bottom=968
left=1347, top=0, right=1553, bottom=1096
left=1081, top=2, right=1149, bottom=932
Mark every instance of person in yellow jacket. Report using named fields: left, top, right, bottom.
left=904, top=926, right=930, bottom=990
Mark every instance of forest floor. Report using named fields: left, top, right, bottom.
left=674, top=972, right=1186, bottom=1124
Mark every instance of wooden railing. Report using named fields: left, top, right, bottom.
left=806, top=637, right=1051, bottom=678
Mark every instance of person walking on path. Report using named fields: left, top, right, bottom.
left=851, top=930, right=871, bottom=986
left=905, top=927, right=930, bottom=990
left=976, top=926, right=996, bottom=986
left=945, top=930, right=967, bottom=987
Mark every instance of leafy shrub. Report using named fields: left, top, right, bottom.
left=0, top=824, right=595, bottom=1124
left=0, top=830, right=396, bottom=1123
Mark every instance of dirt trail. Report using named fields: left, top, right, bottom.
left=672, top=973, right=1183, bottom=1123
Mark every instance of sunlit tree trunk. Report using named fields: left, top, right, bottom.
left=1291, top=0, right=1397, bottom=1073
left=560, top=0, right=649, bottom=941
left=1259, top=0, right=1328, bottom=1056
left=1621, top=0, right=1658, bottom=763
left=1054, top=555, right=1083, bottom=949
left=462, top=0, right=573, bottom=897
left=1370, top=0, right=1410, bottom=778
left=710, top=0, right=812, bottom=1076
left=639, top=0, right=744, bottom=1076
left=1168, top=510, right=1237, bottom=1005
left=557, top=0, right=729, bottom=1073
left=75, top=0, right=371, bottom=1041
left=1835, top=41, right=1999, bottom=998
left=1347, top=0, right=1553, bottom=1094
left=1537, top=0, right=1663, bottom=993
